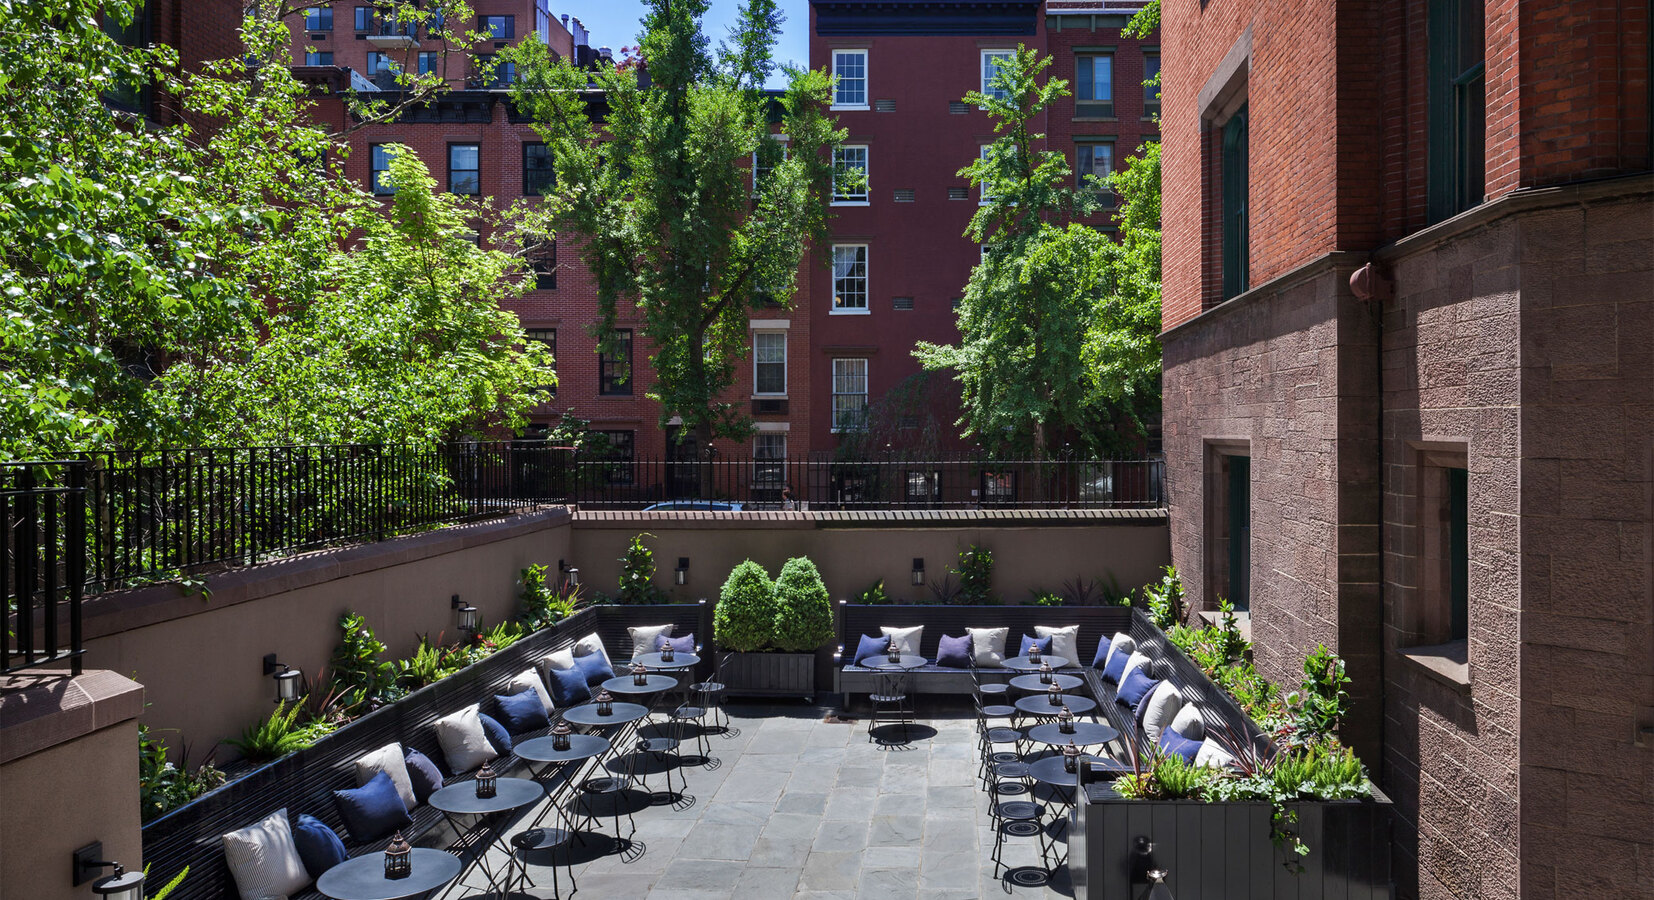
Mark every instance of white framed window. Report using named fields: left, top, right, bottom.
left=831, top=244, right=868, bottom=312
left=751, top=135, right=788, bottom=192
left=832, top=50, right=868, bottom=109
left=981, top=50, right=1014, bottom=100
left=753, top=331, right=786, bottom=396
left=832, top=359, right=869, bottom=432
left=979, top=145, right=995, bottom=204
left=753, top=433, right=787, bottom=485
left=1076, top=141, right=1115, bottom=193
left=832, top=145, right=869, bottom=204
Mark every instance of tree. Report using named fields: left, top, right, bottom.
left=508, top=0, right=843, bottom=452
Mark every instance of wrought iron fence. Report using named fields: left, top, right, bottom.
left=3, top=460, right=87, bottom=676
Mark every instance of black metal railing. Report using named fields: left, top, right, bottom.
left=3, top=460, right=87, bottom=676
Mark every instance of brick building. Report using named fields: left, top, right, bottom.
left=1157, top=0, right=1652, bottom=894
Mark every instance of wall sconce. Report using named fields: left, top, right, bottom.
left=911, top=557, right=925, bottom=586
left=73, top=843, right=146, bottom=900
left=452, top=594, right=479, bottom=634
left=675, top=557, right=689, bottom=586
left=262, top=654, right=304, bottom=703
left=565, top=566, right=580, bottom=588
left=1130, top=836, right=1161, bottom=885
left=1139, top=868, right=1174, bottom=900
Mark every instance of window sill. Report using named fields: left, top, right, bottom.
left=829, top=308, right=871, bottom=315
left=596, top=394, right=634, bottom=399
left=1397, top=640, right=1470, bottom=691
left=1072, top=117, right=1118, bottom=123
left=751, top=394, right=788, bottom=400
left=830, top=105, right=870, bottom=112
left=831, top=200, right=870, bottom=207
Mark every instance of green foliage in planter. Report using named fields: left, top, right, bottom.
left=715, top=559, right=775, bottom=651
left=952, top=544, right=998, bottom=605
left=618, top=533, right=670, bottom=604
left=139, top=726, right=225, bottom=824
left=226, top=701, right=336, bottom=763
left=520, top=564, right=580, bottom=627
left=1115, top=752, right=1218, bottom=800
left=397, top=633, right=470, bottom=689
left=772, top=556, right=833, bottom=651
left=1030, top=591, right=1064, bottom=607
left=145, top=865, right=188, bottom=900
left=856, top=578, right=890, bottom=605
left=1142, top=564, right=1186, bottom=629
left=330, top=612, right=401, bottom=710
left=1288, top=643, right=1351, bottom=744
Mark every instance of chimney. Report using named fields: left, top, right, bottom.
left=598, top=46, right=613, bottom=58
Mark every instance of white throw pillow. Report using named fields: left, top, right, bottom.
left=507, top=668, right=555, bottom=714
left=574, top=632, right=612, bottom=670
left=434, top=704, right=497, bottom=773
left=1140, top=684, right=1184, bottom=745
left=1195, top=738, right=1236, bottom=769
left=1102, top=632, right=1136, bottom=670
left=1118, top=649, right=1153, bottom=684
left=354, top=742, right=417, bottom=812
left=967, top=627, right=1008, bottom=668
left=1169, top=703, right=1207, bottom=742
left=627, top=624, right=675, bottom=661
left=536, top=647, right=576, bottom=687
left=879, top=625, right=923, bottom=656
left=1036, top=625, right=1081, bottom=665
left=222, top=808, right=310, bottom=900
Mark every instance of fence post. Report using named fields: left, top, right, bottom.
left=66, top=461, right=86, bottom=675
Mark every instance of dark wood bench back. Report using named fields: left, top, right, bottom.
left=1124, top=610, right=1270, bottom=754
left=837, top=603, right=1134, bottom=665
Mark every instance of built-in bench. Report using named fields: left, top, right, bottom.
left=142, top=603, right=711, bottom=900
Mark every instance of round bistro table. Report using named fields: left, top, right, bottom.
left=1026, top=721, right=1119, bottom=748
left=1001, top=655, right=1070, bottom=673
left=1013, top=693, right=1099, bottom=718
left=1008, top=673, right=1086, bottom=692
left=316, top=847, right=461, bottom=900
left=427, top=777, right=544, bottom=899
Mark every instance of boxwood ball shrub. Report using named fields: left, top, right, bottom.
left=715, top=559, right=776, bottom=651
left=772, top=557, right=833, bottom=652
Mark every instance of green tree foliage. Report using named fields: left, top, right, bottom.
left=617, top=533, right=669, bottom=604
left=772, top=556, right=833, bottom=651
left=714, top=559, right=775, bottom=651
left=508, top=0, right=843, bottom=448
left=953, top=544, right=998, bottom=605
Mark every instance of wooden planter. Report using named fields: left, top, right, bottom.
left=722, top=651, right=816, bottom=700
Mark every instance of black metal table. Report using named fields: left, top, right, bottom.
left=427, top=777, right=543, bottom=899
left=634, top=651, right=700, bottom=671
left=602, top=673, right=679, bottom=696
left=560, top=701, right=650, bottom=729
left=1008, top=673, right=1086, bottom=692
left=868, top=655, right=927, bottom=742
left=1028, top=754, right=1090, bottom=854
left=509, top=731, right=610, bottom=895
left=1002, top=654, right=1070, bottom=673
left=1026, top=721, right=1119, bottom=748
left=1013, top=693, right=1099, bottom=717
left=315, top=848, right=461, bottom=900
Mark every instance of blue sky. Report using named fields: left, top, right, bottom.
left=562, top=0, right=810, bottom=88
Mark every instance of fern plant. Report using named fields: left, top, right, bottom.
left=227, top=701, right=334, bottom=763
left=145, top=865, right=188, bottom=900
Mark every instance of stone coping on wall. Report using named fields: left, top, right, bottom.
left=572, top=507, right=1169, bottom=529
left=0, top=669, right=144, bottom=765
left=76, top=506, right=572, bottom=641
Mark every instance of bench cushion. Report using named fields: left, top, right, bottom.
left=1160, top=726, right=1201, bottom=763
left=435, top=705, right=497, bottom=773
left=627, top=624, right=675, bottom=661
left=1140, top=683, right=1183, bottom=745
left=1117, top=667, right=1158, bottom=708
left=573, top=648, right=614, bottom=686
left=291, top=813, right=348, bottom=881
left=333, top=772, right=412, bottom=844
left=506, top=668, right=555, bottom=714
left=880, top=625, right=923, bottom=655
left=1017, top=634, right=1051, bottom=657
left=478, top=712, right=513, bottom=754
left=354, top=742, right=417, bottom=811
left=936, top=634, right=972, bottom=668
left=852, top=633, right=887, bottom=666
left=1035, top=625, right=1080, bottom=663
left=402, top=748, right=443, bottom=804
left=1096, top=632, right=1134, bottom=669
left=494, top=689, right=550, bottom=734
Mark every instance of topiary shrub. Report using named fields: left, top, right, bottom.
left=714, top=559, right=775, bottom=651
left=772, top=556, right=834, bottom=651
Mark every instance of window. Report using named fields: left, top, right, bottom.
left=528, top=241, right=557, bottom=290
left=417, top=51, right=440, bottom=75
left=1221, top=104, right=1250, bottom=300
left=981, top=50, right=1014, bottom=100
left=832, top=145, right=869, bottom=204
left=1427, top=0, right=1485, bottom=222
left=979, top=145, right=995, bottom=204
left=448, top=144, right=479, bottom=195
left=1407, top=453, right=1470, bottom=648
left=831, top=359, right=868, bottom=432
left=599, top=330, right=632, bottom=395
left=1076, top=141, right=1114, bottom=195
left=305, top=6, right=332, bottom=30
left=525, top=328, right=555, bottom=395
left=474, top=54, right=513, bottom=88
left=354, top=6, right=372, bottom=30
left=981, top=470, right=1016, bottom=504
left=753, top=332, right=786, bottom=395
left=1205, top=447, right=1251, bottom=611
left=751, top=136, right=788, bottom=192
left=1143, top=52, right=1161, bottom=115
left=831, top=245, right=868, bottom=312
left=366, top=51, right=398, bottom=77
left=1076, top=54, right=1114, bottom=117
left=369, top=144, right=395, bottom=194
left=305, top=50, right=334, bottom=66
left=753, top=434, right=787, bottom=485
left=523, top=143, right=554, bottom=196
left=481, top=14, right=514, bottom=39
left=904, top=470, right=940, bottom=504
left=832, top=50, right=868, bottom=108
left=597, top=430, right=635, bottom=484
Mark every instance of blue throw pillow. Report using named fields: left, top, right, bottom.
left=1160, top=726, right=1202, bottom=764
left=659, top=633, right=696, bottom=654
left=936, top=634, right=972, bottom=668
left=478, top=712, right=513, bottom=754
left=495, top=689, right=551, bottom=735
left=1117, top=667, right=1159, bottom=709
left=547, top=662, right=591, bottom=706
left=291, top=813, right=348, bottom=880
left=574, top=649, right=614, bottom=686
left=1018, top=634, right=1051, bottom=657
left=402, top=747, right=443, bottom=804
left=1091, top=636, right=1114, bottom=668
left=852, top=633, right=887, bottom=666
left=1102, top=647, right=1132, bottom=684
left=333, top=770, right=412, bottom=844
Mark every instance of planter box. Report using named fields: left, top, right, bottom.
left=722, top=651, right=816, bottom=700
left=1070, top=791, right=1393, bottom=900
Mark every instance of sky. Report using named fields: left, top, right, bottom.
left=561, top=0, right=811, bottom=88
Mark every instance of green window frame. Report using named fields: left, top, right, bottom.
left=1221, top=104, right=1250, bottom=301
left=1427, top=0, right=1485, bottom=223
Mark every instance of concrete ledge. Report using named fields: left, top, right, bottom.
left=573, top=508, right=1169, bottom=529
left=0, top=669, right=144, bottom=765
left=1396, top=641, right=1471, bottom=692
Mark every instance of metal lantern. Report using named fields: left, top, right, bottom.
left=263, top=655, right=305, bottom=704
left=661, top=640, right=676, bottom=663
left=1058, top=703, right=1075, bottom=734
left=452, top=594, right=479, bottom=635
left=1063, top=740, right=1082, bottom=773
left=74, top=844, right=144, bottom=899
left=596, top=689, right=614, bottom=716
left=1028, top=642, right=1041, bottom=663
left=1047, top=680, right=1062, bottom=706
left=911, top=557, right=925, bottom=586
left=887, top=637, right=901, bottom=664
left=565, top=566, right=580, bottom=588
left=384, top=831, right=412, bottom=880
left=1139, top=868, right=1175, bottom=900
left=551, top=719, right=572, bottom=752
left=1039, top=661, right=1054, bottom=684
left=675, top=557, right=689, bottom=586
left=475, top=760, right=498, bottom=799
left=632, top=661, right=649, bottom=686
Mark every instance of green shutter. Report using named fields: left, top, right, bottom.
left=1428, top=0, right=1485, bottom=223
left=1448, top=467, right=1468, bottom=641
left=1228, top=456, right=1251, bottom=611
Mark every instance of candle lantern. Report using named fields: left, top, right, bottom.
left=1062, top=741, right=1081, bottom=774
left=384, top=831, right=412, bottom=879
left=661, top=640, right=675, bottom=663
left=632, top=661, right=648, bottom=686
left=596, top=689, right=614, bottom=716
left=551, top=719, right=572, bottom=752
left=474, top=760, right=497, bottom=799
left=1058, top=703, right=1075, bottom=734
left=1038, top=661, right=1054, bottom=684
left=887, top=637, right=901, bottom=664
left=1028, top=642, right=1041, bottom=664
left=1047, top=681, right=1062, bottom=706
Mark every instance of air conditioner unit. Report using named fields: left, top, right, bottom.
left=752, top=398, right=789, bottom=416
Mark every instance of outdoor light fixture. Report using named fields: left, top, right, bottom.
left=262, top=654, right=304, bottom=703
left=384, top=831, right=412, bottom=879
left=1039, top=661, right=1054, bottom=684
left=1063, top=740, right=1081, bottom=773
left=1058, top=704, right=1075, bottom=734
left=887, top=636, right=901, bottom=664
left=911, top=558, right=925, bottom=586
left=551, top=720, right=572, bottom=752
left=595, top=689, right=614, bottom=716
left=1028, top=641, right=1042, bottom=664
left=1130, top=836, right=1160, bottom=884
left=565, top=567, right=580, bottom=588
left=675, top=557, right=689, bottom=586
left=73, top=843, right=146, bottom=900
left=474, top=760, right=498, bottom=799
left=632, top=661, right=649, bottom=686
left=452, top=594, right=479, bottom=634
left=1047, top=680, right=1062, bottom=706
left=1138, top=869, right=1174, bottom=900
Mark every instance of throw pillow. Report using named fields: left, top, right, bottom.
left=1116, top=666, right=1159, bottom=708
left=966, top=627, right=1008, bottom=668
left=1169, top=703, right=1207, bottom=742
left=1140, top=683, right=1184, bottom=745
left=936, top=634, right=972, bottom=668
left=1159, top=726, right=1202, bottom=764
left=627, top=624, right=675, bottom=661
left=879, top=625, right=923, bottom=656
left=290, top=813, right=347, bottom=881
left=353, top=742, right=417, bottom=812
left=402, top=747, right=443, bottom=804
left=495, top=688, right=551, bottom=734
left=1118, top=649, right=1153, bottom=684
left=852, top=633, right=888, bottom=666
left=434, top=704, right=498, bottom=774
left=1102, top=645, right=1133, bottom=683
left=506, top=667, right=555, bottom=714
left=660, top=632, right=695, bottom=654
left=332, top=771, right=412, bottom=844
left=573, top=632, right=612, bottom=671
left=1017, top=634, right=1051, bottom=657
left=546, top=659, right=592, bottom=706
left=1035, top=625, right=1081, bottom=664
left=1094, top=632, right=1135, bottom=669
left=1195, top=738, right=1237, bottom=769
left=573, top=648, right=614, bottom=686
left=478, top=712, right=513, bottom=754
left=222, top=808, right=311, bottom=900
